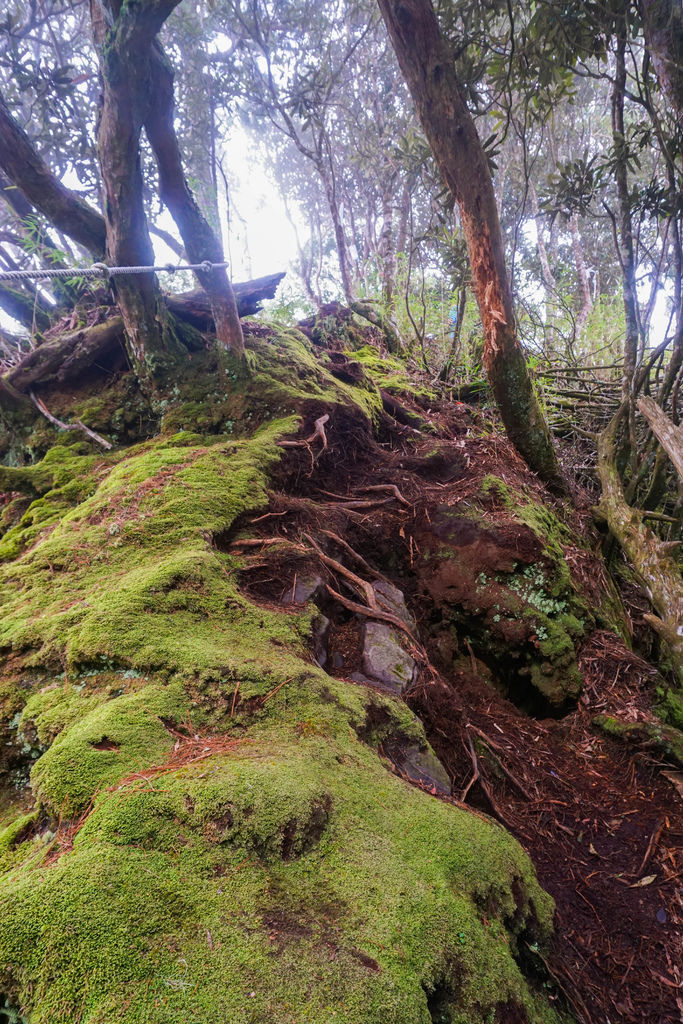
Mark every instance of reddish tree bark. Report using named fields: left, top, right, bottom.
left=377, top=0, right=564, bottom=490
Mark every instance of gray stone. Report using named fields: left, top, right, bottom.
left=361, top=621, right=415, bottom=695
left=385, top=741, right=451, bottom=795
left=311, top=614, right=330, bottom=668
left=371, top=579, right=415, bottom=629
left=282, top=574, right=323, bottom=605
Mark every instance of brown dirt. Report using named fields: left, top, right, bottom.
left=226, top=390, right=682, bottom=1024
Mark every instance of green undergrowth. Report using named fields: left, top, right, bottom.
left=344, top=343, right=436, bottom=401
left=0, top=333, right=569, bottom=1023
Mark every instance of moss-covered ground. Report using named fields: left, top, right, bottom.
left=0, top=326, right=574, bottom=1024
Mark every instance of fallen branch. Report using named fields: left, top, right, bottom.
left=637, top=396, right=683, bottom=482
left=30, top=391, right=112, bottom=449
left=4, top=274, right=287, bottom=391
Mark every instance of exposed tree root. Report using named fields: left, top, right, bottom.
left=30, top=391, right=112, bottom=449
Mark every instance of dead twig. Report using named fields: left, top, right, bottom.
left=635, top=817, right=666, bottom=877
left=466, top=724, right=536, bottom=801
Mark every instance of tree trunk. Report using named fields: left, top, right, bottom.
left=569, top=213, right=593, bottom=336
left=90, top=0, right=184, bottom=372
left=143, top=43, right=244, bottom=356
left=637, top=396, right=683, bottom=481
left=0, top=91, right=106, bottom=258
left=378, top=180, right=398, bottom=314
left=319, top=160, right=354, bottom=305
left=2, top=274, right=285, bottom=391
left=640, top=0, right=683, bottom=124
left=611, top=30, right=640, bottom=394
left=529, top=182, right=556, bottom=296
left=377, top=0, right=564, bottom=491
left=598, top=408, right=683, bottom=684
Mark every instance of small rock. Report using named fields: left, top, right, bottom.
left=311, top=614, right=330, bottom=668
left=385, top=741, right=451, bottom=795
left=371, top=580, right=415, bottom=629
left=331, top=652, right=345, bottom=669
left=361, top=622, right=415, bottom=695
left=282, top=574, right=323, bottom=605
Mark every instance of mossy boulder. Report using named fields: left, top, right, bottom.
left=0, top=331, right=569, bottom=1024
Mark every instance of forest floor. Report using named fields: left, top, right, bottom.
left=1, top=312, right=682, bottom=1024
left=230, top=349, right=682, bottom=1024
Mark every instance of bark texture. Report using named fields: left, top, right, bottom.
left=0, top=91, right=106, bottom=258
left=640, top=0, right=683, bottom=124
left=637, top=396, right=683, bottom=481
left=90, top=0, right=184, bottom=370
left=377, top=0, right=564, bottom=491
left=144, top=44, right=244, bottom=355
left=598, top=409, right=683, bottom=684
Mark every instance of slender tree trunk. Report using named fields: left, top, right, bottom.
left=378, top=181, right=397, bottom=314
left=529, top=182, right=556, bottom=295
left=611, top=29, right=640, bottom=395
left=377, top=0, right=564, bottom=490
left=319, top=160, right=354, bottom=304
left=144, top=43, right=244, bottom=356
left=438, top=282, right=467, bottom=382
left=569, top=212, right=593, bottom=335
left=90, top=0, right=184, bottom=371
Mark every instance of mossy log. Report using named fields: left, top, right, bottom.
left=1, top=274, right=287, bottom=393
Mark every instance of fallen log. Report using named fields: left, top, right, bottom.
left=166, top=272, right=286, bottom=326
left=5, top=319, right=124, bottom=392
left=637, top=395, right=683, bottom=482
left=2, top=272, right=286, bottom=392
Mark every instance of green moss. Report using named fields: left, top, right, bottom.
left=30, top=681, right=192, bottom=817
left=0, top=671, right=564, bottom=1024
left=594, top=714, right=683, bottom=768
left=348, top=345, right=436, bottom=401
left=0, top=419, right=309, bottom=678
left=0, top=334, right=568, bottom=1024
left=655, top=687, right=683, bottom=731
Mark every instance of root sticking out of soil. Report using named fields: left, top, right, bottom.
left=224, top=394, right=682, bottom=1024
